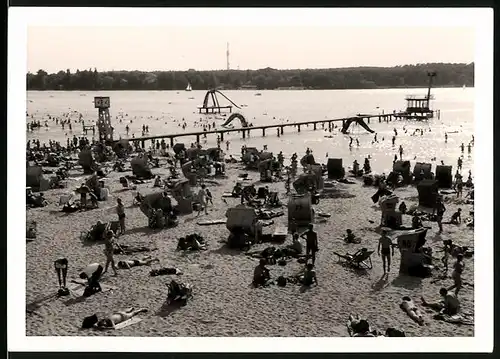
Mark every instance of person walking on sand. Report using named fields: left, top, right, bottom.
left=300, top=224, right=318, bottom=266
left=447, top=254, right=465, bottom=296
left=433, top=196, right=446, bottom=234
left=197, top=184, right=208, bottom=216
left=441, top=240, right=451, bottom=274
left=116, top=198, right=126, bottom=235
left=378, top=229, right=394, bottom=274
left=398, top=145, right=404, bottom=160
left=103, top=230, right=118, bottom=276
left=205, top=187, right=213, bottom=206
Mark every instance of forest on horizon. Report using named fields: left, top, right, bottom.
left=26, top=62, right=474, bottom=91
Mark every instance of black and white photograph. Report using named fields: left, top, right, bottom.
left=7, top=6, right=494, bottom=353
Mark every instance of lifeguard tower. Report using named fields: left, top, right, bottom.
left=94, top=96, right=114, bottom=144
left=402, top=72, right=437, bottom=120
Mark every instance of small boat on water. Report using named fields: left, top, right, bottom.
left=255, top=93, right=262, bottom=96
left=186, top=83, right=192, bottom=92
left=188, top=97, right=195, bottom=100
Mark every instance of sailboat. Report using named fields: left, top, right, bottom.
left=185, top=82, right=192, bottom=92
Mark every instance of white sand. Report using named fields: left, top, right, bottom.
left=26, top=160, right=474, bottom=337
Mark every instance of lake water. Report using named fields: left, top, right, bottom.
left=26, top=88, right=475, bottom=174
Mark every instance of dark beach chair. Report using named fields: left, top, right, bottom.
left=334, top=249, right=374, bottom=270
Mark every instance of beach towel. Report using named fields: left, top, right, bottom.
left=197, top=219, right=227, bottom=226
left=114, top=316, right=143, bottom=330
left=433, top=313, right=474, bottom=326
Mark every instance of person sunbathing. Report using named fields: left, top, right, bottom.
left=95, top=307, right=148, bottom=329
left=117, top=256, right=159, bottom=269
left=450, top=208, right=462, bottom=224
left=344, top=247, right=368, bottom=261
left=113, top=244, right=155, bottom=255
left=400, top=296, right=424, bottom=325
left=421, top=288, right=460, bottom=315
left=253, top=258, right=271, bottom=287
left=133, top=192, right=145, bottom=205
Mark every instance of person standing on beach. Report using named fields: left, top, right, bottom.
left=103, top=230, right=118, bottom=276
left=447, top=254, right=465, bottom=296
left=378, top=229, right=394, bottom=274
left=197, top=184, right=208, bottom=216
left=300, top=224, right=318, bottom=266
left=398, top=145, right=404, bottom=160
left=434, top=197, right=446, bottom=234
left=116, top=198, right=126, bottom=235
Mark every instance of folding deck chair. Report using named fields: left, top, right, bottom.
left=334, top=249, right=374, bottom=270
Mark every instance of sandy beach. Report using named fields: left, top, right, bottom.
left=26, top=152, right=474, bottom=337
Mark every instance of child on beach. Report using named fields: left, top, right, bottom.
left=197, top=184, right=208, bottom=215
left=103, top=230, right=118, bottom=276
left=205, top=188, right=213, bottom=205
left=116, top=198, right=126, bottom=235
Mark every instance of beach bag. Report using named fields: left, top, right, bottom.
left=277, top=276, right=287, bottom=287
left=57, top=287, right=70, bottom=297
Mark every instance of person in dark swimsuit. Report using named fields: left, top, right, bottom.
left=300, top=224, right=318, bottom=265
left=378, top=229, right=394, bottom=274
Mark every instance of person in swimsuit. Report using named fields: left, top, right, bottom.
left=116, top=198, right=126, bottom=235
left=447, top=254, right=465, bottom=295
left=421, top=288, right=460, bottom=315
left=434, top=197, right=446, bottom=233
left=103, top=231, right=118, bottom=276
left=79, top=262, right=104, bottom=294
left=300, top=224, right=318, bottom=265
left=378, top=229, right=394, bottom=274
left=54, top=258, right=68, bottom=289
left=117, top=256, right=159, bottom=269
left=298, top=263, right=318, bottom=286
left=253, top=258, right=271, bottom=287
left=96, top=307, right=148, bottom=329
left=450, top=208, right=462, bottom=224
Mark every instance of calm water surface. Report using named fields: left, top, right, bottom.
left=26, top=88, right=475, bottom=174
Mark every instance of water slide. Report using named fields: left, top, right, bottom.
left=222, top=113, right=248, bottom=127
left=341, top=118, right=375, bottom=134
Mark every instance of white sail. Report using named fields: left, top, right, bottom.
left=186, top=83, right=192, bottom=91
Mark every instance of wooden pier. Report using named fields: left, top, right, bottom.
left=125, top=110, right=440, bottom=149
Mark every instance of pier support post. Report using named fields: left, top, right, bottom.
left=170, top=137, right=174, bottom=147
left=277, top=128, right=280, bottom=137
left=242, top=130, right=246, bottom=139
left=298, top=125, right=301, bottom=132
left=220, top=132, right=224, bottom=142
left=262, top=128, right=266, bottom=137
left=280, top=126, right=284, bottom=135
left=379, top=116, right=381, bottom=123
left=196, top=134, right=200, bottom=144
left=367, top=117, right=370, bottom=124
left=141, top=140, right=145, bottom=149
left=313, top=123, right=317, bottom=130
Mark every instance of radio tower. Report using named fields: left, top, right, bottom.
left=226, top=42, right=230, bottom=71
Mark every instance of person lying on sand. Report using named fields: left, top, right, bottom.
left=400, top=296, right=424, bottom=325
left=94, top=308, right=148, bottom=330
left=113, top=244, right=156, bottom=255
left=117, top=256, right=159, bottom=269
left=253, top=258, right=271, bottom=287
left=421, top=288, right=460, bottom=315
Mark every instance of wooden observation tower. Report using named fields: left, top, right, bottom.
left=402, top=71, right=437, bottom=120
left=94, top=96, right=114, bottom=143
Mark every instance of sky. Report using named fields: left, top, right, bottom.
left=27, top=26, right=475, bottom=73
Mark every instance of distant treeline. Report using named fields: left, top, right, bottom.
left=26, top=63, right=474, bottom=91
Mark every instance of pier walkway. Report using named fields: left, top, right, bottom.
left=124, top=110, right=440, bottom=148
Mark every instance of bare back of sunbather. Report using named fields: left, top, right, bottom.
left=400, top=297, right=424, bottom=325
left=97, top=307, right=148, bottom=328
